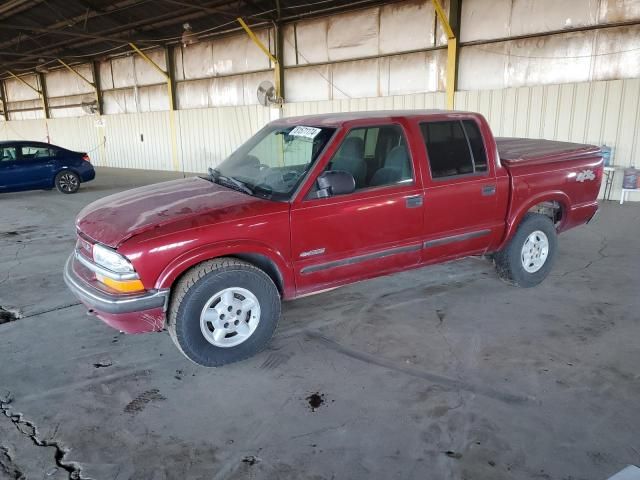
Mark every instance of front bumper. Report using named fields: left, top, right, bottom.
left=64, top=254, right=168, bottom=332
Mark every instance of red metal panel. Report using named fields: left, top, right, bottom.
left=290, top=117, right=425, bottom=295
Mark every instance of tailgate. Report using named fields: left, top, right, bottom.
left=496, top=137, right=601, bottom=167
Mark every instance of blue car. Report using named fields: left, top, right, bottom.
left=0, top=140, right=95, bottom=194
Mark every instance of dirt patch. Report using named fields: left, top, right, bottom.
left=0, top=307, right=21, bottom=325
left=444, top=450, right=462, bottom=459
left=0, top=227, right=37, bottom=238
left=124, top=389, right=166, bottom=414
left=93, top=361, right=112, bottom=369
left=306, top=392, right=325, bottom=412
left=242, top=455, right=260, bottom=466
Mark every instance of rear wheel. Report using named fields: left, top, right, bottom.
left=55, top=170, right=80, bottom=194
left=168, top=258, right=280, bottom=367
left=494, top=213, right=557, bottom=287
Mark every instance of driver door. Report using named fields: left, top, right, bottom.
left=0, top=144, right=22, bottom=191
left=290, top=122, right=425, bottom=296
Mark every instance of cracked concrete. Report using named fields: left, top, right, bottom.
left=0, top=168, right=639, bottom=479
left=0, top=392, right=88, bottom=480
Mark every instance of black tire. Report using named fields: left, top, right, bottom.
left=55, top=170, right=80, bottom=194
left=494, top=213, right=557, bottom=288
left=167, top=258, right=281, bottom=367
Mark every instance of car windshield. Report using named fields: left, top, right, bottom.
left=209, top=125, right=335, bottom=201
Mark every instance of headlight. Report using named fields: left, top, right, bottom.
left=93, top=244, right=135, bottom=274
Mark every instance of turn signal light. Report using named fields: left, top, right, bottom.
left=96, top=274, right=145, bottom=293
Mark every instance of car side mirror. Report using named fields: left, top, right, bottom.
left=316, top=170, right=356, bottom=198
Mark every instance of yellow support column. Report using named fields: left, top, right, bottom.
left=129, top=43, right=180, bottom=172
left=57, top=59, right=105, bottom=164
left=237, top=17, right=282, bottom=100
left=431, top=0, right=457, bottom=110
left=57, top=59, right=100, bottom=107
left=7, top=71, right=49, bottom=118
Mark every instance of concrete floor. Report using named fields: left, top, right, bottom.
left=0, top=167, right=639, bottom=480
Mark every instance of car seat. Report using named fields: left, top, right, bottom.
left=331, top=137, right=366, bottom=188
left=370, top=145, right=411, bottom=186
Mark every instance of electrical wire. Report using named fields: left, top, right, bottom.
left=281, top=0, right=356, bottom=10
left=138, top=10, right=277, bottom=44
left=0, top=120, right=34, bottom=140
left=69, top=44, right=131, bottom=58
left=473, top=45, right=640, bottom=59
left=13, top=0, right=367, bottom=60
left=84, top=135, right=107, bottom=153
left=283, top=37, right=352, bottom=98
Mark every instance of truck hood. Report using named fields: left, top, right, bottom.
left=76, top=176, right=281, bottom=248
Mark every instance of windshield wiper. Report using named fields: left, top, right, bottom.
left=208, top=167, right=253, bottom=195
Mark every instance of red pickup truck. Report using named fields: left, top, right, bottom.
left=64, top=111, right=603, bottom=366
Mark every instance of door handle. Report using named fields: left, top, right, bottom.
left=482, top=185, right=496, bottom=196
left=405, top=194, right=423, bottom=208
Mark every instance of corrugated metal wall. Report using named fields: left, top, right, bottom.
left=0, top=104, right=275, bottom=173
left=1, top=77, right=637, bottom=168
left=0, top=1, right=638, bottom=200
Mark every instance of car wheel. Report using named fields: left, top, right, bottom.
left=55, top=171, right=80, bottom=194
left=168, top=258, right=281, bottom=367
left=494, top=213, right=557, bottom=287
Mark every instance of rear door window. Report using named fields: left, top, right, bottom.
left=463, top=120, right=487, bottom=172
left=420, top=120, right=488, bottom=179
left=20, top=145, right=52, bottom=160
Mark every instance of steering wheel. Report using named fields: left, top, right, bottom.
left=281, top=170, right=300, bottom=182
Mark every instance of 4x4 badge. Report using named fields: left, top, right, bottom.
left=576, top=169, right=595, bottom=182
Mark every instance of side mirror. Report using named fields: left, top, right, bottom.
left=316, top=170, right=356, bottom=198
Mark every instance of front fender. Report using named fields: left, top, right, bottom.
left=154, top=240, right=295, bottom=299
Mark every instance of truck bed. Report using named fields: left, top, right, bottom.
left=496, top=138, right=601, bottom=167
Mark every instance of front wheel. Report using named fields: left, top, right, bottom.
left=494, top=213, right=557, bottom=287
left=167, top=258, right=281, bottom=367
left=55, top=170, right=80, bottom=194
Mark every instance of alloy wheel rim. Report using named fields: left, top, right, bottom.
left=59, top=173, right=79, bottom=192
left=521, top=230, right=549, bottom=273
left=199, top=287, right=261, bottom=348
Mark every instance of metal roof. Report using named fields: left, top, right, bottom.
left=0, top=0, right=389, bottom=77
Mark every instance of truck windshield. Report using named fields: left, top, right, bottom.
left=210, top=125, right=335, bottom=201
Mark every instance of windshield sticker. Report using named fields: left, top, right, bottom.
left=289, top=126, right=321, bottom=139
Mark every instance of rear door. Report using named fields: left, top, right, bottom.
left=0, top=144, right=20, bottom=191
left=290, top=121, right=425, bottom=295
left=420, top=119, right=501, bottom=261
left=18, top=144, right=56, bottom=188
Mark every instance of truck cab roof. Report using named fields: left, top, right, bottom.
left=275, top=109, right=480, bottom=127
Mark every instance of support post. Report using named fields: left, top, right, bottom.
left=432, top=0, right=457, bottom=110
left=7, top=71, right=49, bottom=118
left=129, top=43, right=180, bottom=172
left=275, top=22, right=285, bottom=102
left=58, top=59, right=103, bottom=115
left=89, top=60, right=106, bottom=164
left=237, top=17, right=282, bottom=100
left=448, top=0, right=462, bottom=96
left=164, top=46, right=177, bottom=111
left=0, top=79, right=8, bottom=121
left=37, top=73, right=50, bottom=119
left=91, top=61, right=104, bottom=115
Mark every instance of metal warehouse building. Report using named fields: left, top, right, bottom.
left=1, top=0, right=638, bottom=199
left=1, top=2, right=640, bottom=480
